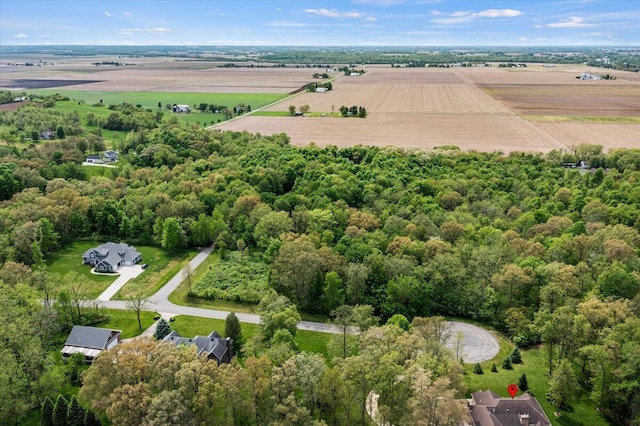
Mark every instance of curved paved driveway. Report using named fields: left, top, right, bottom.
left=446, top=321, right=500, bottom=363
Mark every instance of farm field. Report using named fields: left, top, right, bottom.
left=218, top=64, right=640, bottom=152
left=1, top=55, right=324, bottom=93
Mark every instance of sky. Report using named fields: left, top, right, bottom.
left=1, top=0, right=639, bottom=47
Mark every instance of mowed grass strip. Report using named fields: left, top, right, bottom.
left=96, top=308, right=157, bottom=338
left=28, top=89, right=286, bottom=110
left=464, top=346, right=610, bottom=426
left=522, top=114, right=640, bottom=123
left=114, top=246, right=198, bottom=299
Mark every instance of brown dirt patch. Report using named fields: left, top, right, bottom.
left=216, top=114, right=568, bottom=154
left=482, top=84, right=640, bottom=116
left=532, top=122, right=640, bottom=150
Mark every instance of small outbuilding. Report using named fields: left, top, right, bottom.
left=173, top=104, right=191, bottom=113
left=61, top=325, right=122, bottom=363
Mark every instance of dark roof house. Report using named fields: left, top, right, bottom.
left=470, top=390, right=552, bottom=426
left=104, top=150, right=118, bottom=161
left=163, top=330, right=234, bottom=364
left=82, top=242, right=141, bottom=273
left=61, top=325, right=121, bottom=363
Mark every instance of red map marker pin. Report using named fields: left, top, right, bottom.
left=507, top=384, right=518, bottom=399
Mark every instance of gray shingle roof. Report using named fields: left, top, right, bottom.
left=163, top=330, right=232, bottom=363
left=64, top=326, right=120, bottom=349
left=471, top=390, right=552, bottom=426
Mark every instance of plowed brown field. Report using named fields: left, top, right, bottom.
left=219, top=65, right=640, bottom=152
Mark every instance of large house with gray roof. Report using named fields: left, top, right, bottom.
left=470, top=390, right=552, bottom=426
left=61, top=325, right=121, bottom=363
left=82, top=242, right=141, bottom=273
left=163, top=330, right=234, bottom=364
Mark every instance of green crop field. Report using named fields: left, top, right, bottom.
left=28, top=89, right=286, bottom=111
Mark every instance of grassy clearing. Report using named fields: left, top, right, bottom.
left=169, top=315, right=330, bottom=358
left=82, top=165, right=120, bottom=180
left=29, top=90, right=286, bottom=111
left=47, top=240, right=116, bottom=298
left=522, top=114, right=640, bottom=124
left=96, top=308, right=157, bottom=338
left=464, top=345, right=610, bottom=426
left=252, top=111, right=292, bottom=116
left=113, top=246, right=198, bottom=299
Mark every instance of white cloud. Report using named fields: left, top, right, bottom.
left=120, top=28, right=142, bottom=35
left=12, top=33, right=28, bottom=39
left=147, top=27, right=170, bottom=35
left=103, top=11, right=111, bottom=17
left=123, top=12, right=131, bottom=16
left=364, top=16, right=377, bottom=22
left=477, top=9, right=522, bottom=18
left=546, top=16, right=592, bottom=28
left=305, top=8, right=364, bottom=19
left=431, top=8, right=522, bottom=25
left=518, top=37, right=528, bottom=41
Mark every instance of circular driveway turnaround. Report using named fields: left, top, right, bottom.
left=446, top=321, right=500, bottom=363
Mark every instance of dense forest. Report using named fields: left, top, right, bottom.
left=1, top=102, right=639, bottom=424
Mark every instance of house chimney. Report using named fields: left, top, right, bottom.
left=519, top=413, right=530, bottom=426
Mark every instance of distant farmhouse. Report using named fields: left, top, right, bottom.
left=163, top=330, right=234, bottom=364
left=173, top=104, right=191, bottom=113
left=470, top=390, right=552, bottom=426
left=61, top=325, right=121, bottom=363
left=82, top=242, right=141, bottom=273
left=85, top=150, right=118, bottom=164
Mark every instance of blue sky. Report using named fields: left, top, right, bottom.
left=1, top=0, right=638, bottom=46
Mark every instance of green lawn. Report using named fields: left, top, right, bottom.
left=47, top=240, right=117, bottom=298
left=464, top=345, right=611, bottom=426
left=168, top=315, right=331, bottom=358
left=113, top=246, right=198, bottom=299
left=29, top=90, right=286, bottom=112
left=96, top=308, right=157, bottom=339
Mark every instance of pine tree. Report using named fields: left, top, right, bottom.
left=66, top=396, right=85, bottom=426
left=84, top=410, right=101, bottom=426
left=518, top=373, right=529, bottom=392
left=225, top=311, right=243, bottom=354
left=473, top=363, right=484, bottom=374
left=154, top=318, right=171, bottom=340
left=502, top=356, right=513, bottom=370
left=491, top=363, right=498, bottom=373
left=52, top=395, right=68, bottom=426
left=40, top=396, right=54, bottom=426
left=510, top=347, right=522, bottom=364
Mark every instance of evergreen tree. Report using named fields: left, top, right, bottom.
left=40, top=396, right=54, bottom=426
left=154, top=318, right=171, bottom=340
left=84, top=410, right=101, bottom=426
left=510, top=347, right=522, bottom=364
left=502, top=356, right=513, bottom=370
left=52, top=395, right=68, bottom=426
left=66, top=396, right=85, bottom=426
left=473, top=363, right=484, bottom=374
left=518, top=373, right=529, bottom=392
left=491, top=363, right=498, bottom=373
left=225, top=311, right=243, bottom=354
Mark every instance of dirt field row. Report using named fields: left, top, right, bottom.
left=217, top=114, right=569, bottom=153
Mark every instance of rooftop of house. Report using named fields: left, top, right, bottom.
left=470, top=390, right=552, bottom=426
left=63, top=325, right=120, bottom=349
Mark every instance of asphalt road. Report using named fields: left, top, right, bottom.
left=446, top=321, right=500, bottom=363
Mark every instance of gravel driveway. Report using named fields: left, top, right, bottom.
left=446, top=321, right=500, bottom=363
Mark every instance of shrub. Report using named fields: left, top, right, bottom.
left=518, top=373, right=529, bottom=391
left=502, top=356, right=513, bottom=370
left=491, top=363, right=498, bottom=373
left=510, top=347, right=522, bottom=364
left=473, top=363, right=484, bottom=374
